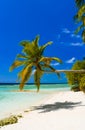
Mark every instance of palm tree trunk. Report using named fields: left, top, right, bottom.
left=45, top=70, right=85, bottom=73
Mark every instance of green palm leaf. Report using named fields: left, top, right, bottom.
left=75, top=0, right=84, bottom=8
left=20, top=41, right=34, bottom=57
left=51, top=57, right=62, bottom=63
left=23, top=43, right=34, bottom=56
left=47, top=64, right=60, bottom=78
left=41, top=64, right=60, bottom=78
left=39, top=41, right=53, bottom=55
left=16, top=54, right=28, bottom=59
left=82, top=29, right=85, bottom=42
left=20, top=41, right=30, bottom=47
left=39, top=57, right=62, bottom=64
left=33, top=35, right=40, bottom=48
left=19, top=64, right=33, bottom=90
left=74, top=1, right=85, bottom=42
left=74, top=24, right=83, bottom=34
left=74, top=14, right=82, bottom=23
left=17, top=63, right=32, bottom=80
left=77, top=5, right=85, bottom=18
left=10, top=60, right=26, bottom=71
left=20, top=36, right=40, bottom=57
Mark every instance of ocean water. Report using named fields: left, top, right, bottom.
left=0, top=84, right=70, bottom=119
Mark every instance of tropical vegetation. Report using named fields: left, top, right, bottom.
left=80, top=75, right=85, bottom=92
left=10, top=35, right=62, bottom=92
left=66, top=59, right=85, bottom=92
left=74, top=0, right=85, bottom=42
left=75, top=0, right=84, bottom=8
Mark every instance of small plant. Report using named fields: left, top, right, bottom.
left=0, top=115, right=18, bottom=127
left=80, top=75, right=85, bottom=93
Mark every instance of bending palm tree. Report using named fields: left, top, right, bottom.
left=10, top=36, right=62, bottom=92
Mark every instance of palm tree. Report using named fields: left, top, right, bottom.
left=74, top=0, right=85, bottom=42
left=10, top=35, right=62, bottom=92
left=74, top=15, right=85, bottom=42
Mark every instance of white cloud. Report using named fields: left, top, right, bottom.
left=70, top=42, right=83, bottom=46
left=62, top=28, right=70, bottom=34
left=71, top=34, right=81, bottom=38
left=32, top=69, right=36, bottom=75
left=76, top=35, right=81, bottom=38
left=70, top=34, right=76, bottom=37
left=51, top=63, right=60, bottom=66
left=66, top=57, right=76, bottom=64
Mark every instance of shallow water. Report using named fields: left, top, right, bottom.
left=0, top=84, right=70, bottom=119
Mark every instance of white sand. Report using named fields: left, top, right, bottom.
left=1, top=91, right=85, bottom=130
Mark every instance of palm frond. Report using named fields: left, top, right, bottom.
left=9, top=60, right=26, bottom=71
left=77, top=5, right=85, bottom=18
left=20, top=40, right=35, bottom=57
left=39, top=57, right=62, bottom=64
left=42, top=64, right=60, bottom=78
left=18, top=63, right=33, bottom=80
left=22, top=41, right=39, bottom=58
left=74, top=14, right=82, bottom=23
left=22, top=43, right=34, bottom=56
left=74, top=24, right=83, bottom=34
left=19, top=64, right=33, bottom=90
left=33, top=35, right=40, bottom=48
left=16, top=54, right=28, bottom=59
left=75, top=0, right=84, bottom=8
left=19, top=41, right=30, bottom=47
left=82, top=29, right=85, bottom=42
left=82, top=16, right=85, bottom=25
left=51, top=57, right=62, bottom=63
left=39, top=41, right=53, bottom=55
left=39, top=57, right=52, bottom=65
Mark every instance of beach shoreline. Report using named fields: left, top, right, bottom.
left=0, top=83, right=69, bottom=120
left=0, top=90, right=85, bottom=130
left=0, top=90, right=60, bottom=120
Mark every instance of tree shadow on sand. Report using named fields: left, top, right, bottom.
left=33, top=101, right=83, bottom=113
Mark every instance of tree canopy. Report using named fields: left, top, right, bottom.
left=10, top=35, right=62, bottom=92
left=66, top=59, right=85, bottom=92
left=74, top=0, right=85, bottom=42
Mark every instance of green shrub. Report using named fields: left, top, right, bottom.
left=80, top=76, right=85, bottom=93
left=0, top=115, right=18, bottom=127
left=66, top=60, right=85, bottom=92
left=71, top=85, right=80, bottom=92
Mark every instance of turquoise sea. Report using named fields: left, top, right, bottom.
left=0, top=84, right=70, bottom=119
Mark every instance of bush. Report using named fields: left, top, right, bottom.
left=66, top=60, right=85, bottom=92
left=0, top=115, right=18, bottom=127
left=71, top=85, right=80, bottom=92
left=80, top=76, right=85, bottom=93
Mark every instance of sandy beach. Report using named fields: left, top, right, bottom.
left=0, top=91, right=85, bottom=130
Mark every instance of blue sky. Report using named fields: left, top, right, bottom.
left=0, top=0, right=85, bottom=83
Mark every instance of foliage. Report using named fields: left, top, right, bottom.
left=75, top=0, right=85, bottom=8
left=10, top=35, right=62, bottom=92
left=66, top=59, right=85, bottom=92
left=71, top=85, right=80, bottom=92
left=0, top=116, right=18, bottom=127
left=74, top=0, right=85, bottom=43
left=80, top=75, right=85, bottom=92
